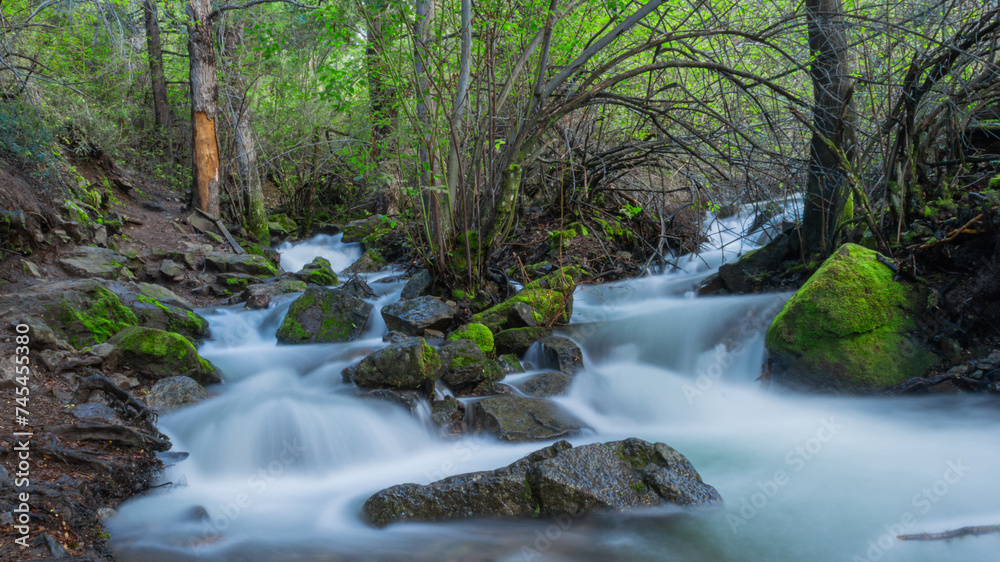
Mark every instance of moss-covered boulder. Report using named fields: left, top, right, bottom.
left=381, top=296, right=457, bottom=336
left=522, top=266, right=589, bottom=293
left=446, top=323, right=494, bottom=354
left=436, top=339, right=504, bottom=395
left=205, top=251, right=279, bottom=277
left=348, top=338, right=441, bottom=391
left=0, top=279, right=137, bottom=349
left=268, top=213, right=298, bottom=235
left=276, top=285, right=373, bottom=344
left=494, top=327, right=553, bottom=356
left=342, top=215, right=391, bottom=244
left=106, top=326, right=220, bottom=385
left=471, top=395, right=588, bottom=442
left=136, top=283, right=194, bottom=310
left=232, top=277, right=307, bottom=306
left=295, top=257, right=337, bottom=286
left=363, top=438, right=720, bottom=527
left=765, top=244, right=936, bottom=393
left=472, top=289, right=571, bottom=333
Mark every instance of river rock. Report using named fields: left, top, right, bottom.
left=471, top=395, right=587, bottom=442
left=205, top=251, right=279, bottom=277
left=145, top=376, right=209, bottom=409
left=437, top=340, right=504, bottom=395
left=136, top=283, right=194, bottom=310
left=58, top=246, right=131, bottom=279
left=766, top=244, right=936, bottom=393
left=295, top=256, right=338, bottom=286
left=430, top=397, right=466, bottom=435
left=105, top=326, right=221, bottom=385
left=348, top=338, right=441, bottom=391
left=233, top=277, right=307, bottom=306
left=537, top=336, right=585, bottom=375
left=506, top=302, right=541, bottom=328
left=400, top=269, right=432, bottom=299
left=381, top=296, right=457, bottom=336
left=516, top=371, right=573, bottom=397
left=494, top=327, right=552, bottom=356
left=276, top=285, right=373, bottom=344
left=446, top=323, right=494, bottom=354
left=343, top=249, right=386, bottom=274
left=0, top=279, right=137, bottom=348
left=472, top=289, right=571, bottom=333
left=363, top=437, right=720, bottom=527
left=342, top=215, right=388, bottom=243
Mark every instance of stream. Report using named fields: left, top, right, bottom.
left=108, top=207, right=1000, bottom=562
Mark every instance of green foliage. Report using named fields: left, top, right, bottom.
left=0, top=100, right=56, bottom=171
left=620, top=203, right=643, bottom=219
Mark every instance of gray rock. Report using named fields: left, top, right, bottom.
left=348, top=338, right=441, bottom=391
left=104, top=282, right=210, bottom=344
left=137, top=283, right=194, bottom=310
left=401, top=270, right=432, bottom=299
left=497, top=354, right=524, bottom=374
left=276, top=285, right=373, bottom=344
left=538, top=336, right=585, bottom=375
left=343, top=250, right=386, bottom=274
left=363, top=438, right=721, bottom=527
left=72, top=402, right=122, bottom=424
left=232, top=278, right=307, bottom=306
left=205, top=251, right=279, bottom=277
left=430, top=397, right=465, bottom=434
left=159, top=259, right=185, bottom=281
left=471, top=395, right=587, bottom=442
left=494, top=327, right=552, bottom=356
left=295, top=257, right=337, bottom=286
left=58, top=246, right=129, bottom=279
left=381, top=296, right=457, bottom=336
left=105, top=327, right=220, bottom=385
left=437, top=339, right=504, bottom=395
left=506, top=302, right=540, bottom=328
left=517, top=371, right=573, bottom=397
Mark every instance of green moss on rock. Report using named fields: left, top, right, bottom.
left=765, top=244, right=935, bottom=392
left=447, top=323, right=495, bottom=354
left=61, top=285, right=137, bottom=347
left=107, top=326, right=220, bottom=385
left=472, top=289, right=571, bottom=333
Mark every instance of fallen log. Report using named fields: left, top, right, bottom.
left=898, top=523, right=1000, bottom=541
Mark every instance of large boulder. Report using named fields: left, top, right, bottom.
left=205, top=251, right=279, bottom=277
left=348, top=338, right=441, bottom=391
left=472, top=289, right=571, bottom=333
left=106, top=326, right=220, bottom=385
left=436, top=339, right=504, bottom=395
left=58, top=246, right=130, bottom=279
left=343, top=249, right=386, bottom=274
left=0, top=279, right=137, bottom=348
left=233, top=277, right=307, bottom=305
left=381, top=296, right=457, bottom=336
left=536, top=336, right=585, bottom=375
left=400, top=270, right=432, bottom=299
left=765, top=244, right=936, bottom=393
left=104, top=282, right=209, bottom=344
left=276, top=285, right=373, bottom=344
left=471, top=395, right=587, bottom=442
left=516, top=371, right=573, bottom=397
left=363, top=438, right=720, bottom=527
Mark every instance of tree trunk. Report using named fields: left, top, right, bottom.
left=446, top=0, right=471, bottom=212
left=144, top=0, right=173, bottom=161
left=366, top=1, right=396, bottom=159
left=802, top=0, right=856, bottom=254
left=222, top=20, right=268, bottom=243
left=414, top=0, right=446, bottom=256
left=188, top=0, right=221, bottom=218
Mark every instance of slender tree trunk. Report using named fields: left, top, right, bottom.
left=365, top=0, right=400, bottom=214
left=144, top=0, right=173, bottom=162
left=414, top=0, right=446, bottom=256
left=446, top=0, right=471, bottom=213
left=802, top=0, right=856, bottom=254
left=187, top=0, right=221, bottom=218
left=222, top=20, right=267, bottom=243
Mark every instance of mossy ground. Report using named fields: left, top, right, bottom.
left=60, top=285, right=137, bottom=347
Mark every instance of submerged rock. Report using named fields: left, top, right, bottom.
left=381, top=296, right=457, bottom=336
left=537, top=336, right=585, bottom=375
left=276, top=285, right=373, bottom=344
left=516, top=371, right=573, bottom=397
left=471, top=395, right=587, bottom=442
left=363, top=438, right=720, bottom=527
left=766, top=244, right=936, bottom=393
left=348, top=338, right=441, bottom=391
left=105, top=326, right=220, bottom=385
left=343, top=249, right=386, bottom=274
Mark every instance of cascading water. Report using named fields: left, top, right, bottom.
left=109, top=221, right=1000, bottom=561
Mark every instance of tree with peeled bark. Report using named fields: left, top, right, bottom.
left=187, top=0, right=222, bottom=219
left=801, top=0, right=857, bottom=255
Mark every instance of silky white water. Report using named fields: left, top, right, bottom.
left=109, top=219, right=1000, bottom=562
